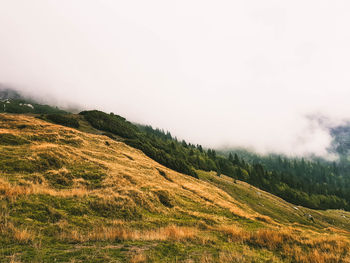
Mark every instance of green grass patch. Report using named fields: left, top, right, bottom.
left=0, top=133, right=29, bottom=146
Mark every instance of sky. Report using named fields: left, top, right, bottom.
left=1, top=0, right=350, bottom=157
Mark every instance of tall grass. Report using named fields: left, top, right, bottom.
left=60, top=225, right=198, bottom=242
left=1, top=114, right=350, bottom=263
left=217, top=225, right=350, bottom=263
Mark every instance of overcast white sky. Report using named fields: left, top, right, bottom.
left=1, top=0, right=350, bottom=156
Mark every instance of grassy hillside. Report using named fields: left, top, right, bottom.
left=0, top=114, right=350, bottom=262
left=77, top=110, right=350, bottom=212
left=1, top=89, right=349, bottom=214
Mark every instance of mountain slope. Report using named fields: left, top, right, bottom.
left=1, top=114, right=350, bottom=263
left=2, top=87, right=350, bottom=213
left=79, top=110, right=350, bottom=212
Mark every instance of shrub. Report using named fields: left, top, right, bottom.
left=46, top=114, right=80, bottom=128
left=155, top=190, right=174, bottom=208
left=79, top=110, right=137, bottom=139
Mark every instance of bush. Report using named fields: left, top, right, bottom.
left=155, top=190, right=174, bottom=208
left=79, top=110, right=137, bottom=139
left=46, top=114, right=80, bottom=128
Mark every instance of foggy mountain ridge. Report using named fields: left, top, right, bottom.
left=3, top=1, right=350, bottom=158
left=330, top=124, right=350, bottom=159
left=0, top=84, right=82, bottom=113
left=2, top=2, right=350, bottom=261
left=2, top=85, right=350, bottom=162
left=0, top=85, right=22, bottom=100
left=0, top=84, right=46, bottom=103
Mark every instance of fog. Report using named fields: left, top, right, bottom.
left=1, top=0, right=350, bottom=157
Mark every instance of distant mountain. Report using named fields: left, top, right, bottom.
left=0, top=85, right=22, bottom=100
left=330, top=124, right=350, bottom=159
left=0, top=85, right=66, bottom=114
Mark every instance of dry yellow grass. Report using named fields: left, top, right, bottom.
left=2, top=114, right=350, bottom=262
left=59, top=221, right=350, bottom=262
left=60, top=225, right=198, bottom=242
left=0, top=178, right=88, bottom=199
left=3, top=223, right=35, bottom=244
left=217, top=225, right=249, bottom=242
left=0, top=114, right=258, bottom=223
left=199, top=247, right=282, bottom=263
left=251, top=228, right=294, bottom=250
left=9, top=254, right=22, bottom=263
left=284, top=245, right=349, bottom=263
left=12, top=228, right=33, bottom=243
left=129, top=253, right=148, bottom=263
left=218, top=225, right=295, bottom=249
left=216, top=224, right=350, bottom=262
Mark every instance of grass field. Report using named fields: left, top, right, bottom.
left=1, top=114, right=350, bottom=262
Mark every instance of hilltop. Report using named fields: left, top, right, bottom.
left=1, top=114, right=350, bottom=262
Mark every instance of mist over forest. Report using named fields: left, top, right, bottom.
left=2, top=1, right=350, bottom=158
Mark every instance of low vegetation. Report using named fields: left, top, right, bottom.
left=0, top=99, right=66, bottom=115
left=80, top=110, right=199, bottom=178
left=1, top=114, right=350, bottom=262
left=3, top=89, right=350, bottom=212
left=79, top=110, right=350, bottom=212
left=44, top=114, right=80, bottom=128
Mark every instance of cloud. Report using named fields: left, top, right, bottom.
left=1, top=0, right=350, bottom=157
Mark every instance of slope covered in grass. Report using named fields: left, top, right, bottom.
left=79, top=110, right=350, bottom=212
left=1, top=114, right=350, bottom=263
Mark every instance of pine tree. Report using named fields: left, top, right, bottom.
left=229, top=153, right=234, bottom=163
